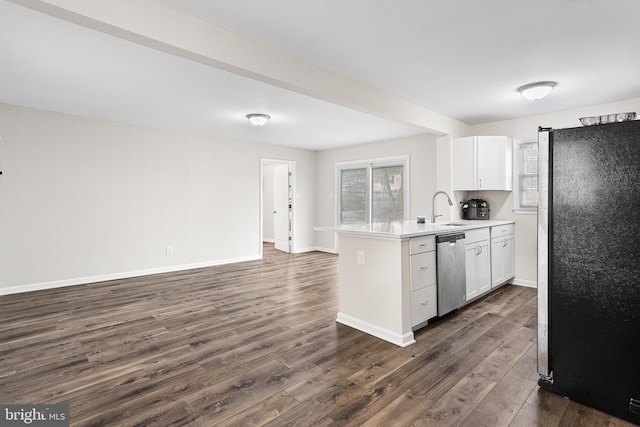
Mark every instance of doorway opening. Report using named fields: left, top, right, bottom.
left=261, top=159, right=295, bottom=256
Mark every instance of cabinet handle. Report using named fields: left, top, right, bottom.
left=503, top=239, right=508, bottom=247
left=421, top=301, right=430, bottom=306
left=479, top=178, right=482, bottom=188
left=420, top=266, right=429, bottom=271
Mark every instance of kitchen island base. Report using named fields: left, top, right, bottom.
left=325, top=220, right=516, bottom=347
left=337, top=233, right=415, bottom=346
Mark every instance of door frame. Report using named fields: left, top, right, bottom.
left=260, top=158, right=296, bottom=257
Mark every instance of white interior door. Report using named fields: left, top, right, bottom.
left=273, top=164, right=291, bottom=253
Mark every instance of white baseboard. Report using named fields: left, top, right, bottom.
left=0, top=255, right=261, bottom=296
left=312, top=246, right=338, bottom=254
left=511, top=278, right=537, bottom=288
left=292, top=246, right=318, bottom=254
left=292, top=246, right=338, bottom=254
left=336, top=312, right=415, bottom=347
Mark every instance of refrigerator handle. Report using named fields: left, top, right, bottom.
left=537, top=128, right=552, bottom=382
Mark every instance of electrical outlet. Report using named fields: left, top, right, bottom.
left=166, top=246, right=174, bottom=255
left=357, top=250, right=365, bottom=265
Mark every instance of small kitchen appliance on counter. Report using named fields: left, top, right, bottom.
left=461, top=199, right=490, bottom=220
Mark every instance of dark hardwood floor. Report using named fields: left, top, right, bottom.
left=0, top=244, right=636, bottom=426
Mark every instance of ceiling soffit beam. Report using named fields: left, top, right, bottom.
left=9, top=0, right=467, bottom=137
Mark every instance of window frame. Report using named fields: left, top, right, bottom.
left=513, top=139, right=538, bottom=215
left=336, top=155, right=410, bottom=225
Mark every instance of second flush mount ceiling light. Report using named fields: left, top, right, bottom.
left=246, top=113, right=271, bottom=126
left=518, top=81, right=557, bottom=100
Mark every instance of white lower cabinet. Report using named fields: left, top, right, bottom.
left=491, top=224, right=515, bottom=288
left=464, top=228, right=491, bottom=301
left=411, top=284, right=437, bottom=328
left=410, top=236, right=437, bottom=329
left=410, top=251, right=436, bottom=291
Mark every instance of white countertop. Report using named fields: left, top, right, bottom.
left=314, top=219, right=514, bottom=239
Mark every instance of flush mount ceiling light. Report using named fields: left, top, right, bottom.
left=517, top=81, right=557, bottom=100
left=246, top=113, right=270, bottom=127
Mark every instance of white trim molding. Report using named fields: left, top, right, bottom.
left=336, top=312, right=416, bottom=347
left=511, top=278, right=537, bottom=288
left=0, top=255, right=260, bottom=296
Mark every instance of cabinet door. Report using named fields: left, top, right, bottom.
left=477, top=241, right=492, bottom=294
left=466, top=240, right=492, bottom=300
left=465, top=244, right=478, bottom=300
left=491, top=238, right=505, bottom=288
left=410, top=251, right=436, bottom=291
left=477, top=136, right=512, bottom=190
left=453, top=136, right=512, bottom=191
left=503, top=235, right=515, bottom=280
left=410, top=235, right=436, bottom=255
left=491, top=235, right=515, bottom=287
left=453, top=136, right=476, bottom=191
left=411, top=285, right=437, bottom=327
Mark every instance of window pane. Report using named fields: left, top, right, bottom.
left=521, top=175, right=538, bottom=206
left=520, top=142, right=539, bottom=208
left=340, top=168, right=367, bottom=224
left=372, top=165, right=404, bottom=222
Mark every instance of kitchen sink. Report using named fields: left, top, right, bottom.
left=441, top=222, right=466, bottom=226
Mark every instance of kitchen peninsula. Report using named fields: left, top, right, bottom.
left=317, top=219, right=515, bottom=347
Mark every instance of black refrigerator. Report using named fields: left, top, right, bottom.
left=537, top=120, right=640, bottom=424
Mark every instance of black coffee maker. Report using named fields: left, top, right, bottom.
left=461, top=199, right=490, bottom=220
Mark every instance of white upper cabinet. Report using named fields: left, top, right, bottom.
left=453, top=136, right=513, bottom=191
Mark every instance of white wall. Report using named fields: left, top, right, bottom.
left=4, top=98, right=639, bottom=293
left=436, top=134, right=462, bottom=220
left=315, top=133, right=438, bottom=252
left=0, top=103, right=317, bottom=293
left=461, top=96, right=640, bottom=287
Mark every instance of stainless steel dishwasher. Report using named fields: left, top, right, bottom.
left=436, top=232, right=466, bottom=316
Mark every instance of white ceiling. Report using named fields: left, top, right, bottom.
left=2, top=0, right=639, bottom=150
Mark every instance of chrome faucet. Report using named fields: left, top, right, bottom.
left=431, top=191, right=453, bottom=223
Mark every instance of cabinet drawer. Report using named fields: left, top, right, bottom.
left=410, top=235, right=436, bottom=255
left=410, top=251, right=436, bottom=291
left=491, top=224, right=514, bottom=237
left=411, top=285, right=437, bottom=327
left=464, top=227, right=490, bottom=244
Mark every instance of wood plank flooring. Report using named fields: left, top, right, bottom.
left=0, top=244, right=636, bottom=426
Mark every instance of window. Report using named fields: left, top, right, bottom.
left=340, top=168, right=368, bottom=224
left=337, top=157, right=408, bottom=224
left=514, top=141, right=538, bottom=213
